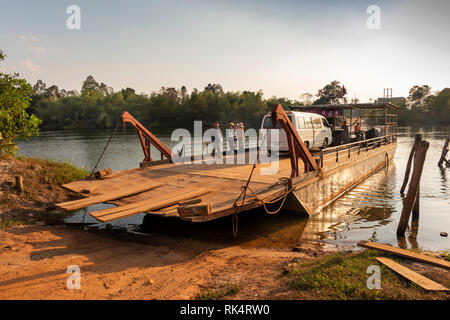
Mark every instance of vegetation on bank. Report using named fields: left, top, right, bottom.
left=0, top=50, right=41, bottom=155
left=28, top=76, right=450, bottom=133
left=282, top=250, right=449, bottom=300
left=1, top=47, right=449, bottom=158
left=199, top=284, right=241, bottom=300
left=397, top=85, right=450, bottom=127
left=440, top=250, right=450, bottom=262
left=0, top=155, right=88, bottom=227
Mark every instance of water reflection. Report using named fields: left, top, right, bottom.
left=440, top=167, right=447, bottom=193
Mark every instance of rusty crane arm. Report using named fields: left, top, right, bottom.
left=120, top=111, right=173, bottom=166
left=270, top=104, right=317, bottom=178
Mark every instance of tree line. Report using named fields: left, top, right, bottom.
left=29, top=77, right=449, bottom=132
left=396, top=85, right=450, bottom=127
left=1, top=47, right=449, bottom=156
left=29, top=77, right=307, bottom=132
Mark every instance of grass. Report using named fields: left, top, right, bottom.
left=25, top=157, right=88, bottom=185
left=199, top=284, right=241, bottom=300
left=439, top=250, right=450, bottom=262
left=0, top=155, right=87, bottom=224
left=0, top=219, right=28, bottom=229
left=282, top=250, right=449, bottom=300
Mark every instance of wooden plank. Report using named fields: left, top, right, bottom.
left=91, top=188, right=208, bottom=218
left=178, top=198, right=202, bottom=206
left=358, top=241, right=450, bottom=270
left=56, top=182, right=163, bottom=211
left=376, top=257, right=448, bottom=291
left=93, top=188, right=210, bottom=222
left=177, top=204, right=211, bottom=217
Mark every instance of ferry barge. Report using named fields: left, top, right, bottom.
left=57, top=103, right=398, bottom=227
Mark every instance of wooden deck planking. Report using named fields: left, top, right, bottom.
left=56, top=182, right=162, bottom=211
left=93, top=188, right=211, bottom=222
left=61, top=158, right=286, bottom=221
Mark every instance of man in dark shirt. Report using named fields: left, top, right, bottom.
left=341, top=121, right=349, bottom=144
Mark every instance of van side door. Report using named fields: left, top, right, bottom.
left=302, top=116, right=314, bottom=148
left=312, top=117, right=324, bottom=148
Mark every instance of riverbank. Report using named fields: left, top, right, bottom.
left=0, top=224, right=448, bottom=300
left=0, top=155, right=87, bottom=228
left=0, top=156, right=448, bottom=299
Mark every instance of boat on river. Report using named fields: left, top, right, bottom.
left=57, top=103, right=398, bottom=228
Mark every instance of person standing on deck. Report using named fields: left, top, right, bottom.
left=341, top=120, right=350, bottom=144
left=226, top=123, right=236, bottom=153
left=211, top=121, right=223, bottom=157
left=236, top=122, right=245, bottom=154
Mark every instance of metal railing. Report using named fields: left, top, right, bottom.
left=319, top=135, right=397, bottom=168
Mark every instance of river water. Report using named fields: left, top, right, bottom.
left=17, top=126, right=449, bottom=252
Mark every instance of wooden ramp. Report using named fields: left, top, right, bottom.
left=56, top=182, right=162, bottom=211
left=60, top=154, right=298, bottom=223
left=91, top=188, right=210, bottom=222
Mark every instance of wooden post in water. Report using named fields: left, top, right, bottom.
left=400, top=134, right=422, bottom=195
left=438, top=138, right=449, bottom=168
left=15, top=175, right=23, bottom=195
left=397, top=141, right=429, bottom=236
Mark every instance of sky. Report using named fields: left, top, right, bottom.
left=0, top=0, right=449, bottom=102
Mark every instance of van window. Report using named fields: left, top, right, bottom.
left=322, top=118, right=330, bottom=127
left=297, top=117, right=306, bottom=129
left=262, top=115, right=293, bottom=129
left=313, top=118, right=322, bottom=128
left=305, top=118, right=313, bottom=129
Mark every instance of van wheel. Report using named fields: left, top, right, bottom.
left=322, top=138, right=328, bottom=149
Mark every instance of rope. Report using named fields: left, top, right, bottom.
left=231, top=128, right=294, bottom=236
left=89, top=122, right=121, bottom=177
left=238, top=179, right=293, bottom=215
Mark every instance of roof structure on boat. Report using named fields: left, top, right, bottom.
left=289, top=102, right=400, bottom=110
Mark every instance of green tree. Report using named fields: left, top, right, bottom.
left=314, top=80, right=345, bottom=105
left=407, top=85, right=431, bottom=109
left=204, top=83, right=223, bottom=95
left=0, top=50, right=41, bottom=155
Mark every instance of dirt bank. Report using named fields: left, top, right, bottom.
left=0, top=224, right=331, bottom=300
left=0, top=157, right=448, bottom=300
left=0, top=223, right=448, bottom=300
left=0, top=155, right=87, bottom=227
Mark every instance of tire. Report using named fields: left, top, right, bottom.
left=322, top=138, right=328, bottom=149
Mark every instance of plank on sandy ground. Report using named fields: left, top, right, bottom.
left=376, top=257, right=448, bottom=291
left=358, top=241, right=450, bottom=270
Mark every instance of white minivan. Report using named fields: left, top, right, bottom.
left=260, top=111, right=332, bottom=151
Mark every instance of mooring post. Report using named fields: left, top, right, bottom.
left=412, top=188, right=420, bottom=222
left=400, top=134, right=422, bottom=195
left=438, top=138, right=449, bottom=168
left=15, top=175, right=23, bottom=195
left=397, top=140, right=429, bottom=236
